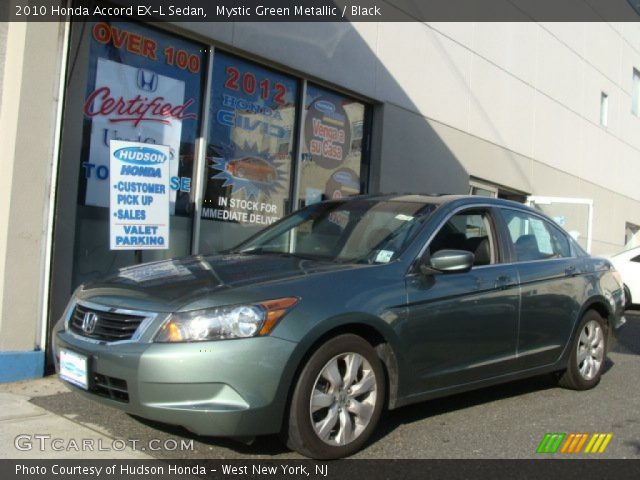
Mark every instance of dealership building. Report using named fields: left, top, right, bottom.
left=1, top=11, right=640, bottom=381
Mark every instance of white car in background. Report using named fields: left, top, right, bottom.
left=609, top=247, right=640, bottom=308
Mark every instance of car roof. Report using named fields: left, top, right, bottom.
left=339, top=193, right=588, bottom=256
left=349, top=193, right=528, bottom=209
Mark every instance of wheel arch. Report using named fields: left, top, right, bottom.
left=579, top=296, right=613, bottom=331
left=279, top=316, right=403, bottom=436
left=554, top=296, right=612, bottom=370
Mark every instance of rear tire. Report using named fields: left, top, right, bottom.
left=558, top=310, right=607, bottom=390
left=283, top=334, right=385, bottom=459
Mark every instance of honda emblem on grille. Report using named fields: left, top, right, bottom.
left=81, top=312, right=99, bottom=334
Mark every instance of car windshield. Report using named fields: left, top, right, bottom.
left=232, top=199, right=435, bottom=264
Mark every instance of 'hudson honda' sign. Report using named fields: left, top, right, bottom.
left=109, top=140, right=170, bottom=250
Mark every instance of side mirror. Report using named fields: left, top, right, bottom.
left=420, top=249, right=474, bottom=275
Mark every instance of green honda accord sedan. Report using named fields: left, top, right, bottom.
left=53, top=194, right=626, bottom=458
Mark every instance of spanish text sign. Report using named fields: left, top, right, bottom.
left=109, top=140, right=170, bottom=250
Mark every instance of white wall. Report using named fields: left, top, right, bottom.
left=176, top=21, right=640, bottom=200
left=0, top=22, right=65, bottom=351
left=174, top=21, right=640, bottom=254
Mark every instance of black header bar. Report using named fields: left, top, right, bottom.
left=2, top=0, right=640, bottom=22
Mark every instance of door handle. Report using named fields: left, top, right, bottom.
left=495, top=275, right=516, bottom=290
left=565, top=265, right=577, bottom=277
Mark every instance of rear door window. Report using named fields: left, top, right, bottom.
left=500, top=209, right=572, bottom=261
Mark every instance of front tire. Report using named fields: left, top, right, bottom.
left=558, top=310, right=607, bottom=390
left=283, top=334, right=385, bottom=459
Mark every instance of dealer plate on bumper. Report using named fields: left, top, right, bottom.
left=59, top=349, right=88, bottom=390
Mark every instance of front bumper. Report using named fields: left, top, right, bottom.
left=54, top=330, right=297, bottom=437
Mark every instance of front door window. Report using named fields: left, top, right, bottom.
left=429, top=211, right=497, bottom=266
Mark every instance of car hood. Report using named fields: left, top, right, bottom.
left=75, top=253, right=354, bottom=312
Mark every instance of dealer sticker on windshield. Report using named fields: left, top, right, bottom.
left=375, top=250, right=395, bottom=263
left=59, top=349, right=88, bottom=390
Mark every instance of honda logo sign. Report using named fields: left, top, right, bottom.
left=137, top=69, right=158, bottom=92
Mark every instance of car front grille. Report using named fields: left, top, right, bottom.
left=69, top=303, right=146, bottom=342
left=91, top=373, right=129, bottom=403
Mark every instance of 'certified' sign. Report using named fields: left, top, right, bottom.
left=109, top=140, right=170, bottom=250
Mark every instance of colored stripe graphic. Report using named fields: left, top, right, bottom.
left=560, top=433, right=574, bottom=453
left=537, top=433, right=613, bottom=454
left=537, top=433, right=566, bottom=453
left=584, top=433, right=613, bottom=454
left=561, top=433, right=588, bottom=453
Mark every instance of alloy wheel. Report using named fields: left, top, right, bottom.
left=577, top=320, right=605, bottom=381
left=309, top=352, right=377, bottom=446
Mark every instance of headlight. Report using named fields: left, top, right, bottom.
left=154, top=297, right=299, bottom=342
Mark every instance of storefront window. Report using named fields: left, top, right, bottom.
left=299, top=84, right=368, bottom=207
left=51, top=18, right=372, bottom=345
left=55, top=20, right=372, bottom=302
left=199, top=52, right=299, bottom=253
left=72, top=20, right=205, bottom=285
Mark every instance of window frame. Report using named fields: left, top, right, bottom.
left=469, top=179, right=498, bottom=198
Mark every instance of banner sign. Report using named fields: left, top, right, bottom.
left=201, top=52, right=298, bottom=227
left=109, top=140, right=170, bottom=250
left=299, top=84, right=365, bottom=205
left=84, top=57, right=188, bottom=213
left=304, top=96, right=351, bottom=170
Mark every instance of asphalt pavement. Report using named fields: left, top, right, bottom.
left=6, top=312, right=640, bottom=459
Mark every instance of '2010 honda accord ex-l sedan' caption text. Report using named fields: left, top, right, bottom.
left=53, top=195, right=626, bottom=459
